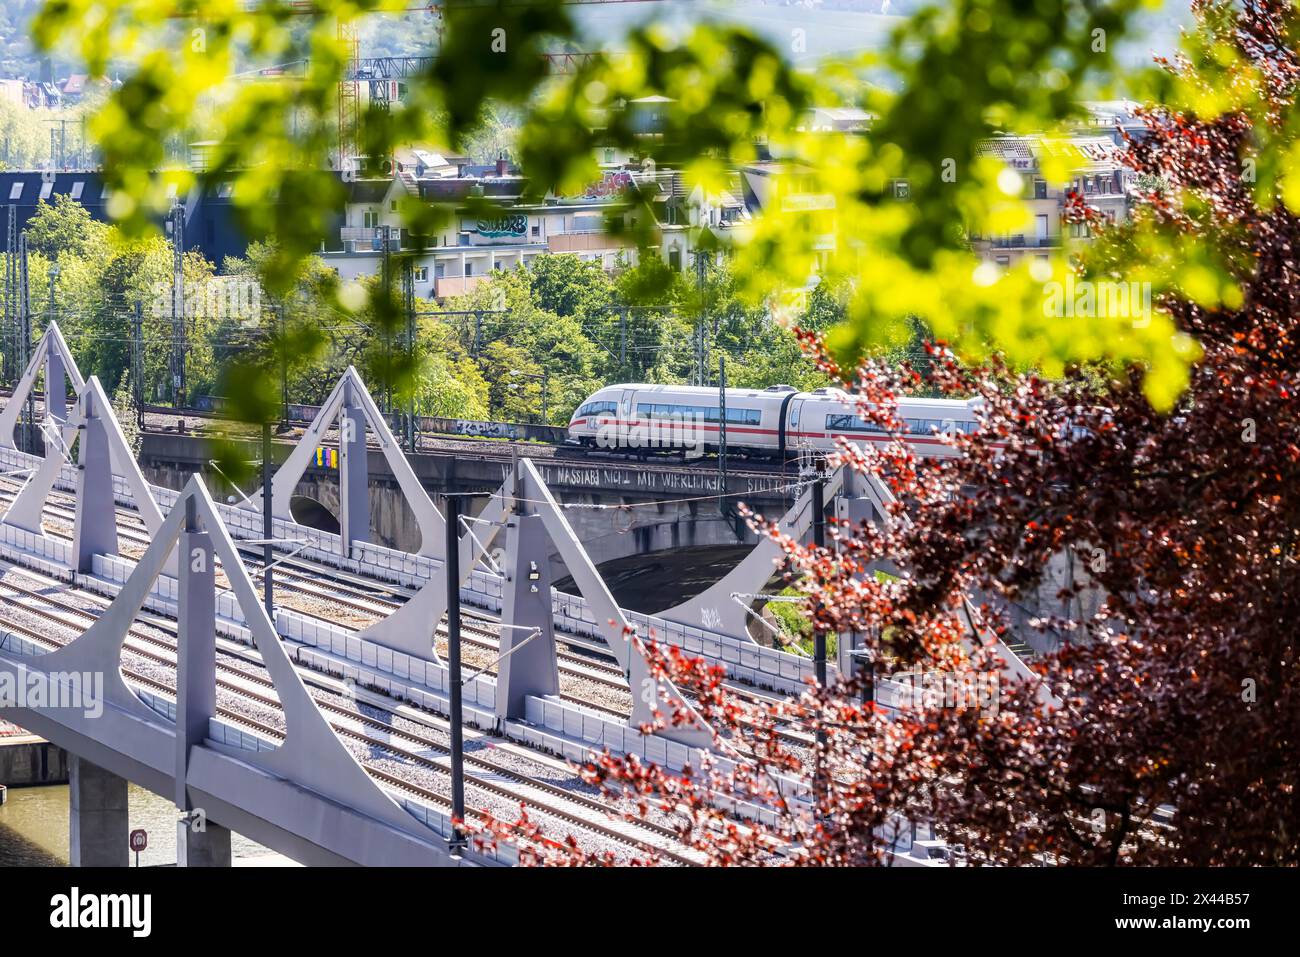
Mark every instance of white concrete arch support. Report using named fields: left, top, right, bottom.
left=654, top=467, right=849, bottom=644
left=1, top=376, right=167, bottom=571
left=0, top=320, right=85, bottom=451
left=357, top=480, right=510, bottom=660
left=515, top=458, right=716, bottom=749
left=495, top=508, right=561, bottom=721
left=172, top=477, right=449, bottom=846
left=4, top=475, right=466, bottom=865
left=269, top=366, right=444, bottom=558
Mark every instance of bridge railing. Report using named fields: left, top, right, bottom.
left=145, top=395, right=570, bottom=445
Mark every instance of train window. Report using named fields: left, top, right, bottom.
left=577, top=401, right=616, bottom=418
left=826, top=413, right=886, bottom=433
left=635, top=401, right=758, bottom=424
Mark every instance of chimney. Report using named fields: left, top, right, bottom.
left=496, top=153, right=508, bottom=177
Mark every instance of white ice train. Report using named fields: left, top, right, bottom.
left=567, top=383, right=982, bottom=460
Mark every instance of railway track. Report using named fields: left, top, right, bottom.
left=0, top=571, right=698, bottom=864
left=0, top=479, right=815, bottom=747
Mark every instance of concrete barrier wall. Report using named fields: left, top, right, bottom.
left=0, top=735, right=68, bottom=786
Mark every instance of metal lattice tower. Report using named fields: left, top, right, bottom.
left=3, top=206, right=16, bottom=386
left=19, top=232, right=32, bottom=451
left=170, top=203, right=186, bottom=408
left=337, top=19, right=361, bottom=171
left=131, top=302, right=144, bottom=426
left=401, top=255, right=416, bottom=450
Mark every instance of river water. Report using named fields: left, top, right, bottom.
left=0, top=782, right=286, bottom=867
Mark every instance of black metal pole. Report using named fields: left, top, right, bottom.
left=132, top=302, right=143, bottom=429
left=444, top=493, right=467, bottom=853
left=810, top=467, right=829, bottom=816
left=261, top=421, right=273, bottom=631
left=718, top=355, right=727, bottom=491
left=278, top=304, right=288, bottom=431
left=811, top=470, right=827, bottom=689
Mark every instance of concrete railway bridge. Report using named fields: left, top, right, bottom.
left=137, top=418, right=800, bottom=574
left=0, top=324, right=1035, bottom=866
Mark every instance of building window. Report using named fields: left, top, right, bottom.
left=604, top=148, right=615, bottom=164
left=435, top=262, right=445, bottom=278
left=465, top=262, right=473, bottom=277
left=1034, top=179, right=1047, bottom=199
left=364, top=208, right=379, bottom=229
left=8, top=182, right=22, bottom=200
left=39, top=181, right=52, bottom=200
left=531, top=223, right=540, bottom=238
left=414, top=266, right=428, bottom=282
left=390, top=200, right=398, bottom=212
left=70, top=181, right=84, bottom=200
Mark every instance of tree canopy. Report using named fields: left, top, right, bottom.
left=31, top=0, right=1208, bottom=423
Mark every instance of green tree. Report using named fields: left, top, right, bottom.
left=526, top=254, right=614, bottom=320
left=413, top=320, right=490, bottom=420
left=25, top=194, right=105, bottom=260
left=33, top=0, right=1204, bottom=412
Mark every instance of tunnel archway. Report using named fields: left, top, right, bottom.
left=553, top=544, right=783, bottom=615
left=289, top=495, right=340, bottom=535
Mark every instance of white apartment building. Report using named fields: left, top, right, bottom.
left=320, top=168, right=647, bottom=299
left=319, top=158, right=754, bottom=297
left=972, top=133, right=1134, bottom=268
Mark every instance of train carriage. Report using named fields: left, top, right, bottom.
left=568, top=383, right=980, bottom=460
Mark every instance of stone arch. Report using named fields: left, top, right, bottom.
left=289, top=494, right=340, bottom=535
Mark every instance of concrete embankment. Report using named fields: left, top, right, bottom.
left=1, top=724, right=69, bottom=790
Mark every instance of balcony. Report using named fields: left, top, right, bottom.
left=434, top=274, right=488, bottom=297
left=339, top=226, right=406, bottom=251
left=547, top=231, right=632, bottom=253
left=987, top=235, right=1062, bottom=249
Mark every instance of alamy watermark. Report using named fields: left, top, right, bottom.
left=889, top=669, right=1001, bottom=716
left=149, top=275, right=262, bottom=323
left=0, top=665, right=104, bottom=720
left=1043, top=274, right=1152, bottom=327
left=594, top=413, right=706, bottom=456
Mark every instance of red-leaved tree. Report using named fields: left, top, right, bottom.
left=474, top=0, right=1300, bottom=866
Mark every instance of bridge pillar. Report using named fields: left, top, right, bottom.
left=68, top=755, right=129, bottom=867
left=496, top=512, right=560, bottom=720
left=338, top=382, right=369, bottom=555
left=72, top=388, right=120, bottom=572
left=177, top=817, right=232, bottom=867
left=46, top=348, right=68, bottom=428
